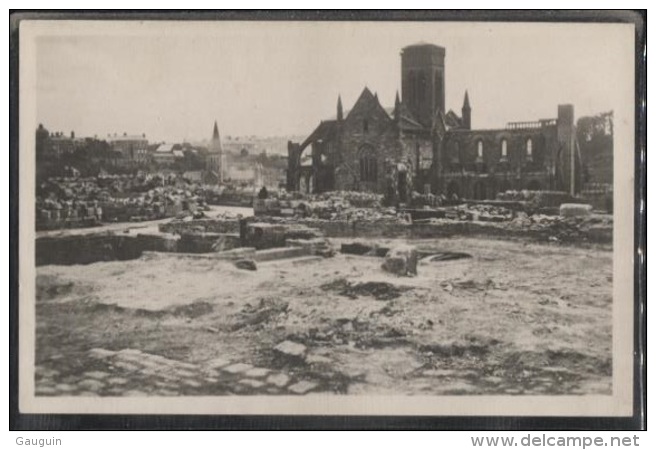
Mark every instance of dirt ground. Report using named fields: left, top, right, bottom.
left=35, top=237, right=612, bottom=396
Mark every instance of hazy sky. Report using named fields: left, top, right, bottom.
left=34, top=21, right=633, bottom=143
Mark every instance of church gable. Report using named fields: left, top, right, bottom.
left=343, top=87, right=393, bottom=136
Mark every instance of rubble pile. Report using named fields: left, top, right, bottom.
left=496, top=190, right=579, bottom=209
left=254, top=190, right=391, bottom=220
left=507, top=213, right=612, bottom=242
left=36, top=174, right=210, bottom=230
left=446, top=204, right=514, bottom=222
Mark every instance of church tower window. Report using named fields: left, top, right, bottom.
left=501, top=139, right=508, bottom=159
left=477, top=140, right=484, bottom=159
left=526, top=138, right=533, bottom=162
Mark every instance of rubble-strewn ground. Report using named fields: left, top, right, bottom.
left=35, top=237, right=612, bottom=396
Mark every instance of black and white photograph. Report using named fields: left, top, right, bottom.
left=15, top=15, right=639, bottom=420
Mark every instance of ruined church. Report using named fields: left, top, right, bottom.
left=287, top=43, right=582, bottom=201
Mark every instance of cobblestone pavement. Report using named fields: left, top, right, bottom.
left=35, top=348, right=319, bottom=397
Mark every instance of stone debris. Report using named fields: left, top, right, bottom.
left=88, top=348, right=117, bottom=359
left=306, top=354, right=332, bottom=365
left=382, top=245, right=418, bottom=276
left=77, top=379, right=105, bottom=392
left=35, top=348, right=326, bottom=397
left=273, top=340, right=307, bottom=359
left=239, top=379, right=266, bottom=389
left=288, top=380, right=318, bottom=395
left=234, top=258, right=257, bottom=271
left=205, top=358, right=231, bottom=369
left=266, top=373, right=291, bottom=387
left=560, top=203, right=593, bottom=217
left=222, top=363, right=254, bottom=374
left=244, top=367, right=270, bottom=378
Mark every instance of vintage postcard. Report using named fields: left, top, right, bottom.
left=17, top=17, right=637, bottom=418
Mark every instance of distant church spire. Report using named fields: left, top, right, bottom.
left=337, top=95, right=343, bottom=121
left=394, top=91, right=401, bottom=121
left=209, top=120, right=223, bottom=154
left=212, top=120, right=220, bottom=141
left=463, top=90, right=471, bottom=109
left=462, top=90, right=471, bottom=130
left=208, top=120, right=223, bottom=183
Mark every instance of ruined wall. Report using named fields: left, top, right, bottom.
left=158, top=218, right=240, bottom=235
left=440, top=126, right=558, bottom=199
left=35, top=233, right=184, bottom=266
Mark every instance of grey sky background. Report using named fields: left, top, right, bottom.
left=35, top=21, right=633, bottom=144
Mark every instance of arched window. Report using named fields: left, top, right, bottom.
left=360, top=155, right=377, bottom=182
left=359, top=145, right=377, bottom=183
left=417, top=71, right=427, bottom=106
left=363, top=120, right=369, bottom=133
left=435, top=71, right=444, bottom=111
left=408, top=71, right=417, bottom=106
left=451, top=142, right=460, bottom=163
left=477, top=140, right=484, bottom=158
left=526, top=138, right=533, bottom=156
left=501, top=139, right=508, bottom=158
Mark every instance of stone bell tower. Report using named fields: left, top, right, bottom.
left=401, top=43, right=446, bottom=127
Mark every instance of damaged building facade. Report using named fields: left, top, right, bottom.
left=287, top=43, right=582, bottom=201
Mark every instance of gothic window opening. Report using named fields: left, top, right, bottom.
left=435, top=71, right=444, bottom=111
left=408, top=71, right=417, bottom=107
left=451, top=142, right=460, bottom=164
left=501, top=139, right=508, bottom=160
left=363, top=120, right=369, bottom=133
left=360, top=155, right=377, bottom=183
left=526, top=138, right=533, bottom=157
left=477, top=140, right=484, bottom=159
left=418, top=72, right=427, bottom=106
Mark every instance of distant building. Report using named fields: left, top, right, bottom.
left=153, top=143, right=183, bottom=165
left=288, top=43, right=582, bottom=200
left=35, top=126, right=87, bottom=157
left=206, top=121, right=224, bottom=183
left=108, top=132, right=149, bottom=164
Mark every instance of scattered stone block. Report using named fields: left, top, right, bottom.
left=559, top=203, right=593, bottom=217
left=244, top=367, right=270, bottom=378
left=182, top=379, right=202, bottom=388
left=306, top=354, right=332, bottom=365
left=341, top=242, right=389, bottom=257
left=273, top=340, right=307, bottom=359
left=222, top=363, right=253, bottom=374
left=382, top=244, right=418, bottom=276
left=266, top=373, right=291, bottom=387
left=234, top=259, right=257, bottom=271
left=214, top=247, right=256, bottom=260
left=88, top=348, right=117, bottom=359
left=55, top=383, right=76, bottom=393
left=77, top=379, right=105, bottom=392
left=35, top=385, right=58, bottom=396
left=206, top=358, right=231, bottom=370
left=288, top=380, right=318, bottom=395
left=239, top=379, right=266, bottom=389
left=106, top=377, right=129, bottom=386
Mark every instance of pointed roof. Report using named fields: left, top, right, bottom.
left=300, top=120, right=338, bottom=150
left=462, top=90, right=471, bottom=110
left=345, top=87, right=392, bottom=123
left=209, top=120, right=222, bottom=154
left=337, top=95, right=344, bottom=121
left=393, top=96, right=424, bottom=131
left=445, top=110, right=463, bottom=128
